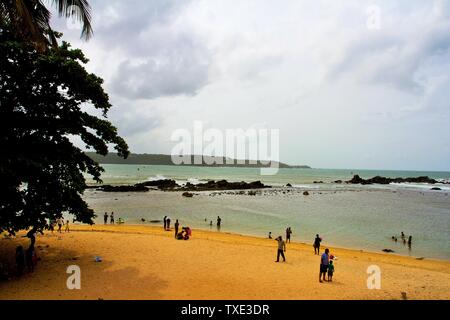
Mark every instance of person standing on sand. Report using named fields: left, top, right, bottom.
left=104, top=212, right=108, bottom=225
left=268, top=232, right=272, bottom=239
left=319, top=248, right=330, bottom=283
left=56, top=217, right=63, bottom=233
left=110, top=212, right=115, bottom=224
left=275, top=236, right=286, bottom=262
left=166, top=217, right=171, bottom=230
left=65, top=220, right=70, bottom=233
left=314, top=234, right=322, bottom=255
left=286, top=227, right=292, bottom=243
left=163, top=216, right=167, bottom=230
left=174, top=220, right=179, bottom=238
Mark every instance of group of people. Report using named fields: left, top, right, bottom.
left=205, top=216, right=222, bottom=230
left=162, top=215, right=224, bottom=240
left=273, top=231, right=335, bottom=283
left=47, top=216, right=70, bottom=233
left=392, top=232, right=413, bottom=247
left=162, top=216, right=192, bottom=240
left=103, top=212, right=115, bottom=224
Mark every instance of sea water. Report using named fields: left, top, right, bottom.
left=83, top=164, right=450, bottom=260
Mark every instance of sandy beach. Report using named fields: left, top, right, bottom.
left=0, top=224, right=449, bottom=300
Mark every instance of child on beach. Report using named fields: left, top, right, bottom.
left=65, top=220, right=70, bottom=232
left=327, top=259, right=335, bottom=282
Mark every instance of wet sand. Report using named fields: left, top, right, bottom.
left=0, top=224, right=449, bottom=300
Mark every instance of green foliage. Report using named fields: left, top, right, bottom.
left=0, top=26, right=129, bottom=234
left=0, top=0, right=93, bottom=49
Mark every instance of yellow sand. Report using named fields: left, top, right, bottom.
left=0, top=224, right=449, bottom=300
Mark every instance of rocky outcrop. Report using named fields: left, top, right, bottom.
left=347, top=175, right=439, bottom=185
left=99, top=185, right=149, bottom=192
left=136, top=179, right=178, bottom=190
left=98, top=179, right=270, bottom=193
left=180, top=180, right=270, bottom=192
left=303, top=191, right=310, bottom=196
left=431, top=187, right=442, bottom=191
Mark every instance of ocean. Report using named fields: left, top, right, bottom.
left=83, top=165, right=450, bottom=260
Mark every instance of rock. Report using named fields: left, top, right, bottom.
left=181, top=180, right=270, bottom=192
left=382, top=249, right=395, bottom=253
left=313, top=181, right=324, bottom=184
left=303, top=191, right=310, bottom=196
left=182, top=192, right=194, bottom=198
left=286, top=183, right=293, bottom=187
left=99, top=185, right=149, bottom=192
left=248, top=191, right=257, bottom=196
left=136, top=179, right=178, bottom=190
left=347, top=175, right=365, bottom=184
left=334, top=180, right=343, bottom=184
left=347, top=175, right=438, bottom=185
left=431, top=187, right=442, bottom=191
left=141, top=218, right=146, bottom=222
left=100, top=179, right=271, bottom=193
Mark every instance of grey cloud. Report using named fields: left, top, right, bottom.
left=111, top=35, right=210, bottom=99
left=109, top=108, right=162, bottom=137
left=52, top=0, right=211, bottom=100
left=329, top=18, right=450, bottom=92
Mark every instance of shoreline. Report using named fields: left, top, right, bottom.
left=1, top=224, right=449, bottom=300
left=90, top=223, right=449, bottom=263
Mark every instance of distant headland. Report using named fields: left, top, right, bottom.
left=85, top=152, right=311, bottom=169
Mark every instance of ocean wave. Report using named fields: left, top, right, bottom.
left=291, top=184, right=320, bottom=189
left=389, top=183, right=450, bottom=191
left=148, top=174, right=167, bottom=181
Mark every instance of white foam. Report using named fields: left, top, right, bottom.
left=390, top=183, right=450, bottom=191
left=148, top=174, right=167, bottom=181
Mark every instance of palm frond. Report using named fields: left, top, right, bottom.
left=51, top=0, right=93, bottom=39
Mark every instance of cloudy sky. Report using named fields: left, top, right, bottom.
left=51, top=0, right=450, bottom=171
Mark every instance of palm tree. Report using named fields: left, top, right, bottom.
left=0, top=0, right=93, bottom=49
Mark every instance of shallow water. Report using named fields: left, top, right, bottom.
left=82, top=165, right=450, bottom=260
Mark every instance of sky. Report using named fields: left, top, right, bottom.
left=50, top=0, right=450, bottom=171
